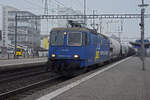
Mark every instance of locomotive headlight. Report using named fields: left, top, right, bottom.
left=64, top=32, right=67, bottom=35
left=51, top=54, right=56, bottom=58
left=74, top=54, right=79, bottom=59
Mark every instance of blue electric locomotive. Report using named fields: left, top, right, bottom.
left=47, top=26, right=111, bottom=76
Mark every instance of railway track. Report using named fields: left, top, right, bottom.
left=0, top=57, right=127, bottom=100
left=0, top=64, right=60, bottom=100
left=0, top=64, right=47, bottom=83
left=0, top=75, right=61, bottom=100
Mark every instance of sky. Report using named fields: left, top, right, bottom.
left=0, top=0, right=150, bottom=42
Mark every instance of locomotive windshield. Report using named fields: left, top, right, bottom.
left=50, top=32, right=64, bottom=46
left=67, top=32, right=82, bottom=46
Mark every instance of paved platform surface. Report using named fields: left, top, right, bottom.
left=0, top=57, right=47, bottom=67
left=38, top=57, right=150, bottom=100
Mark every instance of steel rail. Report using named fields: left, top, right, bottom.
left=0, top=71, right=47, bottom=83
left=0, top=65, right=47, bottom=83
left=0, top=75, right=61, bottom=99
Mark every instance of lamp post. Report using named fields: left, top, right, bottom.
left=14, top=14, right=17, bottom=59
left=84, top=0, right=86, bottom=25
left=138, top=0, right=149, bottom=71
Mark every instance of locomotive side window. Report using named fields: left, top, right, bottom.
left=67, top=32, right=82, bottom=46
left=94, top=37, right=98, bottom=45
left=83, top=33, right=90, bottom=45
left=87, top=34, right=90, bottom=45
left=100, top=37, right=103, bottom=45
left=105, top=39, right=108, bottom=48
left=82, top=33, right=86, bottom=45
left=50, top=32, right=64, bottom=46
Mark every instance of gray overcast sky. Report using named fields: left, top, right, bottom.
left=0, top=0, right=150, bottom=41
left=1, top=0, right=150, bottom=13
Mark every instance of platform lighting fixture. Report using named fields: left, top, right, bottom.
left=84, top=0, right=86, bottom=25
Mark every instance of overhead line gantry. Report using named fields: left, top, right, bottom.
left=16, top=14, right=150, bottom=20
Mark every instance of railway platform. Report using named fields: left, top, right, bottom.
left=0, top=57, right=47, bottom=70
left=36, top=57, right=150, bottom=100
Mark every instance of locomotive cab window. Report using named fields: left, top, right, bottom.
left=50, top=32, right=64, bottom=46
left=67, top=32, right=82, bottom=46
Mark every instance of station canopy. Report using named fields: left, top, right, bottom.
left=130, top=40, right=150, bottom=48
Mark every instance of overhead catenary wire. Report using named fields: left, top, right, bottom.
left=21, top=0, right=68, bottom=16
left=23, top=0, right=66, bottom=12
left=23, top=0, right=44, bottom=11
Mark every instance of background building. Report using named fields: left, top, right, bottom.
left=2, top=6, right=41, bottom=55
left=7, top=11, right=41, bottom=49
left=40, top=34, right=49, bottom=50
left=2, top=6, right=18, bottom=50
left=39, top=34, right=49, bottom=57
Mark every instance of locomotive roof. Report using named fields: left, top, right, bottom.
left=51, top=27, right=98, bottom=34
left=100, top=34, right=109, bottom=39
